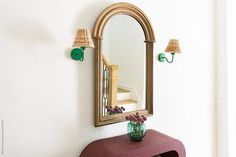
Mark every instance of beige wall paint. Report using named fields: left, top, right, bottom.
left=0, top=0, right=215, bottom=157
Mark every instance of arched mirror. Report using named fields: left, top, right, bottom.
left=93, top=2, right=155, bottom=126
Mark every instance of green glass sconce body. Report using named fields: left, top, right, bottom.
left=71, top=47, right=86, bottom=61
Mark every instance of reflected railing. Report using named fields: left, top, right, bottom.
left=102, top=55, right=119, bottom=111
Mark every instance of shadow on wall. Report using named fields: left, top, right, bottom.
left=72, top=1, right=111, bottom=34
left=68, top=3, right=123, bottom=155
left=72, top=1, right=123, bottom=156
left=67, top=1, right=112, bottom=59
left=0, top=19, right=56, bottom=45
left=74, top=1, right=111, bottom=128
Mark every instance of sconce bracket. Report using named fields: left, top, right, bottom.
left=158, top=53, right=175, bottom=63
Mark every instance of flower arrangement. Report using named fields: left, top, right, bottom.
left=105, top=105, right=125, bottom=115
left=125, top=112, right=147, bottom=142
left=125, top=112, right=147, bottom=124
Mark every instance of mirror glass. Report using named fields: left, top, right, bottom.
left=102, top=15, right=146, bottom=116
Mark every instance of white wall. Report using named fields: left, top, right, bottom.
left=215, top=0, right=236, bottom=157
left=215, top=0, right=228, bottom=156
left=0, top=0, right=215, bottom=157
left=227, top=0, right=236, bottom=157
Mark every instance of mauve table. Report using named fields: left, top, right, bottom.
left=80, top=129, right=185, bottom=157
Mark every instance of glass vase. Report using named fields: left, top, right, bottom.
left=127, top=121, right=146, bottom=142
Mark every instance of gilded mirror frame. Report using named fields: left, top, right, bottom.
left=93, top=2, right=155, bottom=127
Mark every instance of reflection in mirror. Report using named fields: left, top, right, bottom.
left=102, top=15, right=146, bottom=116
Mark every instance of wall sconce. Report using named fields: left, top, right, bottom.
left=71, top=29, right=95, bottom=61
left=158, top=39, right=181, bottom=63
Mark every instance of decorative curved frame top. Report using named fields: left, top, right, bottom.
left=93, top=2, right=155, bottom=42
left=93, top=2, right=155, bottom=127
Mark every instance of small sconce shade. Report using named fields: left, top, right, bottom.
left=165, top=39, right=181, bottom=53
left=158, top=39, right=181, bottom=63
left=73, top=29, right=95, bottom=48
left=71, top=29, right=95, bottom=61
